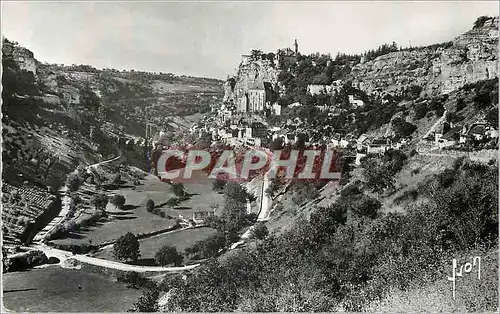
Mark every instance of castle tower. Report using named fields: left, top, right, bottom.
left=294, top=39, right=298, bottom=54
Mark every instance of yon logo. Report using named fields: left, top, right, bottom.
left=447, top=256, right=481, bottom=300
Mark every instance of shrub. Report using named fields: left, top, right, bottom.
left=158, top=274, right=185, bottom=292
left=66, top=172, right=81, bottom=192
left=111, top=194, right=126, bottom=209
left=155, top=245, right=183, bottom=266
left=166, top=197, right=180, bottom=207
left=340, top=184, right=362, bottom=199
left=117, top=271, right=155, bottom=289
left=146, top=199, right=155, bottom=212
left=414, top=102, right=429, bottom=120
left=133, top=288, right=159, bottom=312
left=171, top=183, right=186, bottom=197
left=251, top=222, right=269, bottom=240
left=8, top=250, right=48, bottom=271
left=159, top=212, right=166, bottom=218
left=473, top=16, right=491, bottom=29
left=456, top=98, right=466, bottom=111
left=212, top=179, right=227, bottom=193
left=91, top=193, right=108, bottom=211
left=185, top=233, right=226, bottom=260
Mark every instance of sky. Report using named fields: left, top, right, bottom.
left=1, top=1, right=498, bottom=79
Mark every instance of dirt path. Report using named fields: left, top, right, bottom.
left=32, top=156, right=121, bottom=243
left=33, top=244, right=200, bottom=273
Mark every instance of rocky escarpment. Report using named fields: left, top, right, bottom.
left=224, top=58, right=279, bottom=103
left=349, top=16, right=498, bottom=97
left=2, top=40, right=38, bottom=75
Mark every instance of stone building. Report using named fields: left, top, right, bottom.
left=237, top=81, right=275, bottom=113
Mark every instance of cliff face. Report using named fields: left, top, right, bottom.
left=349, top=17, right=498, bottom=96
left=2, top=40, right=38, bottom=75
left=224, top=58, right=279, bottom=103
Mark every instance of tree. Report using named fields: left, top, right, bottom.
left=391, top=117, right=417, bottom=140
left=485, top=108, right=498, bottom=129
left=251, top=222, right=269, bottom=240
left=171, top=183, right=186, bottom=198
left=111, top=173, right=121, bottom=185
left=265, top=178, right=282, bottom=198
left=250, top=49, right=263, bottom=61
left=2, top=246, right=10, bottom=273
left=445, top=111, right=463, bottom=124
left=155, top=245, right=183, bottom=266
left=361, top=155, right=395, bottom=194
left=269, top=137, right=284, bottom=150
left=111, top=194, right=126, bottom=209
left=113, top=232, right=140, bottom=262
left=66, top=172, right=81, bottom=192
left=224, top=183, right=251, bottom=204
left=91, top=193, right=109, bottom=212
left=132, top=288, right=159, bottom=312
left=158, top=274, right=185, bottom=292
left=146, top=199, right=155, bottom=212
left=456, top=98, right=466, bottom=111
left=473, top=16, right=491, bottom=29
left=166, top=197, right=180, bottom=207
left=212, top=179, right=227, bottom=193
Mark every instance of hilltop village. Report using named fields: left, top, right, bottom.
left=2, top=13, right=499, bottom=313
left=184, top=32, right=498, bottom=167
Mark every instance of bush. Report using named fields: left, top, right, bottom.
left=185, top=233, right=226, bottom=260
left=456, top=98, right=466, bottom=111
left=290, top=182, right=320, bottom=205
left=117, top=271, right=156, bottom=289
left=171, top=183, right=186, bottom=197
left=251, top=222, right=269, bottom=240
left=158, top=274, right=185, bottom=292
left=91, top=193, right=109, bottom=211
left=166, top=197, right=180, bottom=207
left=342, top=193, right=381, bottom=219
left=8, top=250, right=48, bottom=271
left=133, top=288, right=159, bottom=312
left=146, top=199, right=155, bottom=212
left=414, top=102, right=429, bottom=120
left=473, top=16, right=491, bottom=29
left=212, top=179, right=227, bottom=193
left=155, top=245, right=183, bottom=266
left=111, top=194, right=126, bottom=209
left=66, top=172, right=81, bottom=192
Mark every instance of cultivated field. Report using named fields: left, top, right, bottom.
left=93, top=227, right=217, bottom=261
left=51, top=174, right=223, bottom=247
left=2, top=266, right=141, bottom=312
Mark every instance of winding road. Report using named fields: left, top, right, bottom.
left=28, top=151, right=275, bottom=273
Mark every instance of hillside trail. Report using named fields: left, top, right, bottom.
left=32, top=156, right=121, bottom=243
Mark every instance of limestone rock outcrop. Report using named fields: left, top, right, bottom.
left=223, top=58, right=279, bottom=104
left=349, top=17, right=498, bottom=97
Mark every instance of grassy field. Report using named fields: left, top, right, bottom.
left=51, top=174, right=223, bottom=246
left=3, top=266, right=141, bottom=312
left=93, top=227, right=217, bottom=261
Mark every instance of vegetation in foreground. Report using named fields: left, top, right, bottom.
left=124, top=157, right=497, bottom=312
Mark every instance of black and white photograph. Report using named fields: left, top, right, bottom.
left=1, top=1, right=499, bottom=312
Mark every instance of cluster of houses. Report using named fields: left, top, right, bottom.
left=426, top=120, right=498, bottom=149
left=190, top=120, right=269, bottom=147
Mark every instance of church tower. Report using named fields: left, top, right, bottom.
left=294, top=39, right=298, bottom=54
